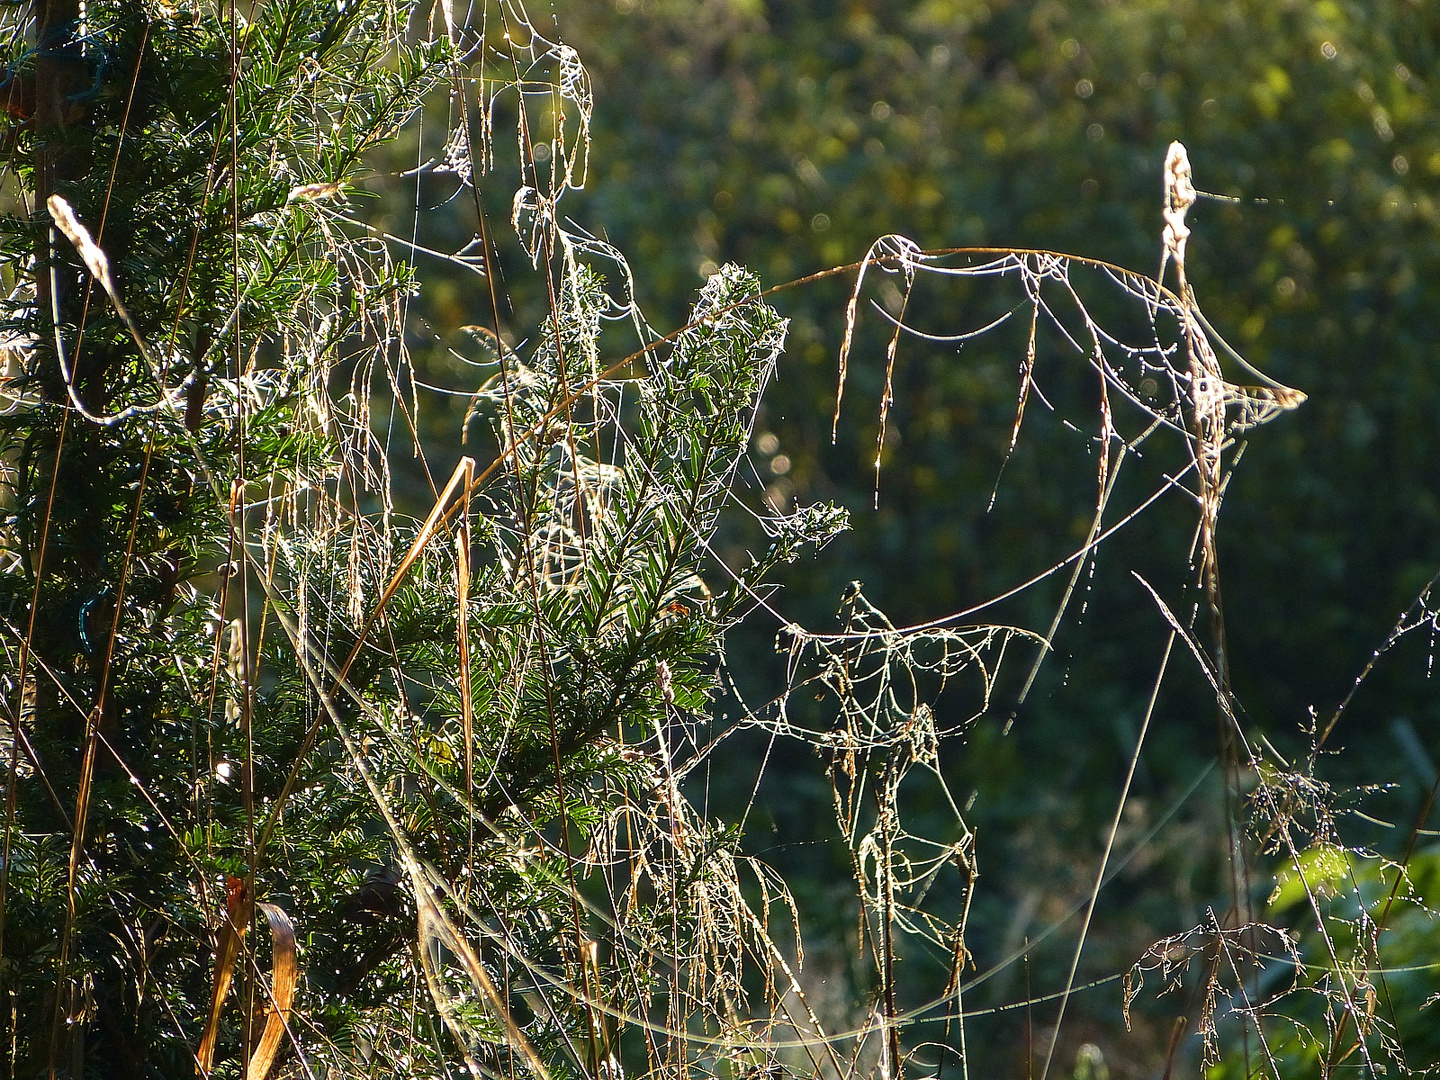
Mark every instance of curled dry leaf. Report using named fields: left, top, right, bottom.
left=195, top=881, right=298, bottom=1080
left=246, top=902, right=298, bottom=1080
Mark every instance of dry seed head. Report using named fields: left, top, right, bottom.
left=47, top=195, right=115, bottom=295
left=1162, top=141, right=1195, bottom=277
left=286, top=182, right=345, bottom=203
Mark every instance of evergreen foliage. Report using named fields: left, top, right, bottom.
left=0, top=0, right=843, bottom=1073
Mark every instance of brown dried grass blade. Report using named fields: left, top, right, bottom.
left=580, top=937, right=606, bottom=1069
left=834, top=271, right=865, bottom=441
left=1010, top=303, right=1040, bottom=459
left=374, top=456, right=475, bottom=627
left=197, top=880, right=252, bottom=1076
left=417, top=884, right=552, bottom=1080
left=245, top=902, right=298, bottom=1080
left=456, top=459, right=475, bottom=804
left=987, top=299, right=1040, bottom=513
left=872, top=281, right=910, bottom=504
left=834, top=235, right=921, bottom=462
left=1096, top=351, right=1113, bottom=502
left=834, top=242, right=890, bottom=441
left=257, top=457, right=476, bottom=858
left=195, top=888, right=296, bottom=1080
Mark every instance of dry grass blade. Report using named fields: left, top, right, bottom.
left=581, top=937, right=608, bottom=1069
left=197, top=878, right=252, bottom=1076
left=833, top=239, right=881, bottom=441
left=833, top=235, right=922, bottom=447
left=417, top=874, right=553, bottom=1080
left=246, top=902, right=298, bottom=1080
left=195, top=886, right=297, bottom=1079
left=256, top=456, right=476, bottom=859
left=1004, top=303, right=1040, bottom=461
left=873, top=274, right=911, bottom=502
left=456, top=458, right=475, bottom=814
left=371, top=459, right=477, bottom=631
